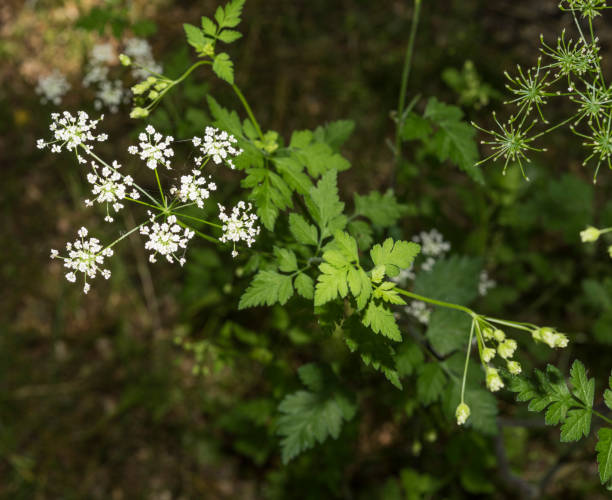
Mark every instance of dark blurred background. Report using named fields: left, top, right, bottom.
left=3, top=0, right=612, bottom=498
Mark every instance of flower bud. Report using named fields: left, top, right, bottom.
left=482, top=347, right=495, bottom=363
left=493, top=328, right=505, bottom=342
left=483, top=327, right=494, bottom=340
left=119, top=54, right=132, bottom=66
left=130, top=107, right=149, bottom=119
left=486, top=366, right=504, bottom=392
left=507, top=360, right=522, bottom=375
left=456, top=402, right=471, bottom=425
left=581, top=226, right=601, bottom=243
left=532, top=327, right=568, bottom=349
left=498, top=339, right=517, bottom=359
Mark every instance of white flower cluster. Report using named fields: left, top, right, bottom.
left=36, top=111, right=108, bottom=156
left=414, top=228, right=451, bottom=257
left=124, top=38, right=163, bottom=80
left=50, top=227, right=113, bottom=294
left=83, top=43, right=114, bottom=87
left=193, top=127, right=242, bottom=169
left=218, top=201, right=260, bottom=257
left=128, top=125, right=174, bottom=169
left=531, top=326, right=569, bottom=349
left=170, top=170, right=217, bottom=208
left=83, top=43, right=129, bottom=113
left=95, top=80, right=128, bottom=113
left=404, top=300, right=431, bottom=325
left=480, top=327, right=520, bottom=391
left=140, top=214, right=194, bottom=266
left=478, top=270, right=496, bottom=296
left=85, top=160, right=139, bottom=222
left=36, top=70, right=71, bottom=105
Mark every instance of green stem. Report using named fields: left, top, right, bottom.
left=154, top=168, right=166, bottom=207
left=592, top=408, right=612, bottom=427
left=125, top=197, right=163, bottom=211
left=531, top=113, right=579, bottom=140
left=173, top=212, right=222, bottom=229
left=394, top=0, right=422, bottom=164
left=175, top=60, right=211, bottom=85
left=175, top=219, right=219, bottom=244
left=396, top=288, right=475, bottom=317
left=104, top=220, right=150, bottom=251
left=232, top=84, right=264, bottom=140
left=460, top=320, right=476, bottom=403
left=483, top=317, right=535, bottom=333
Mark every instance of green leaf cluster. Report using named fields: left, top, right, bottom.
left=277, top=363, right=356, bottom=463
left=510, top=360, right=612, bottom=484
left=401, top=97, right=484, bottom=184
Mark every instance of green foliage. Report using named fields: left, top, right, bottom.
left=277, top=363, right=356, bottom=463
left=212, top=52, right=234, bottom=84
left=239, top=271, right=294, bottom=309
left=354, top=190, right=411, bottom=227
left=183, top=0, right=245, bottom=56
left=401, top=97, right=484, bottom=183
left=510, top=361, right=612, bottom=483
left=426, top=309, right=471, bottom=356
left=370, top=238, right=420, bottom=279
left=413, top=256, right=481, bottom=304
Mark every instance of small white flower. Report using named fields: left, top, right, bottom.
left=169, top=170, right=217, bottom=208
left=128, top=125, right=174, bottom=169
left=531, top=327, right=569, bottom=348
left=91, top=43, right=115, bottom=65
left=85, top=160, right=138, bottom=221
left=455, top=402, right=470, bottom=425
left=83, top=64, right=110, bottom=87
left=486, top=366, right=504, bottom=392
left=193, top=127, right=242, bottom=168
left=36, top=70, right=71, bottom=105
left=412, top=229, right=451, bottom=257
left=140, top=214, right=194, bottom=265
left=218, top=201, right=260, bottom=257
left=498, top=339, right=517, bottom=359
left=479, top=270, right=496, bottom=296
left=507, top=360, right=522, bottom=375
left=124, top=38, right=163, bottom=79
left=492, top=328, right=505, bottom=342
left=51, top=226, right=113, bottom=293
left=421, top=256, right=436, bottom=272
left=37, top=111, right=107, bottom=154
left=94, top=80, right=127, bottom=113
left=482, top=347, right=496, bottom=363
left=390, top=266, right=415, bottom=285
left=404, top=300, right=431, bottom=325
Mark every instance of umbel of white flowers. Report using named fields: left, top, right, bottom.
left=40, top=110, right=261, bottom=294
left=50, top=227, right=113, bottom=294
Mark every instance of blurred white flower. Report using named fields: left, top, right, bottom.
left=36, top=70, right=71, bottom=105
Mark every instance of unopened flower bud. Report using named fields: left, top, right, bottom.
left=580, top=226, right=601, bottom=243
left=482, top=347, right=495, bottom=363
left=119, top=54, right=132, bottom=66
left=486, top=366, right=504, bottom=392
left=507, top=360, right=522, bottom=375
left=498, top=339, right=517, bottom=359
left=456, top=402, right=471, bottom=425
left=130, top=107, right=149, bottom=119
left=493, top=329, right=505, bottom=342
